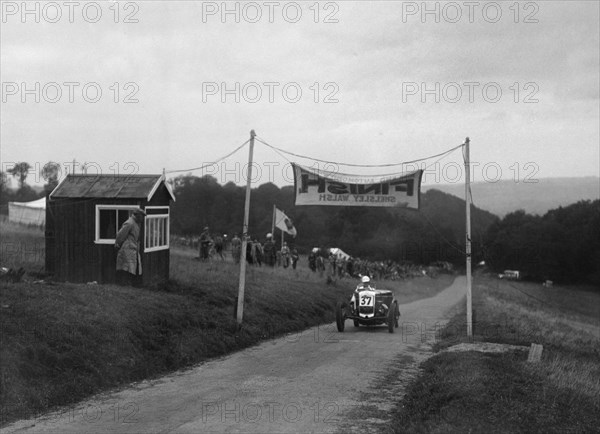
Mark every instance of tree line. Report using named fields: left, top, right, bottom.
left=484, top=200, right=600, bottom=285
left=0, top=162, right=59, bottom=207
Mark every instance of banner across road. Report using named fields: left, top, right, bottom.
left=292, top=164, right=423, bottom=209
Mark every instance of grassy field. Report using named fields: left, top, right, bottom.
left=0, top=218, right=45, bottom=274
left=0, top=222, right=454, bottom=426
left=388, top=272, right=600, bottom=433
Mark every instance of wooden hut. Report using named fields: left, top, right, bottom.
left=45, top=174, right=175, bottom=285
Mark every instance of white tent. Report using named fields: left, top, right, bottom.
left=8, top=197, right=46, bottom=227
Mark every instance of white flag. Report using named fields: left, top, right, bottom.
left=274, top=208, right=297, bottom=237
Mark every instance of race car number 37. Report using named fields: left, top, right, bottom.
left=360, top=294, right=374, bottom=306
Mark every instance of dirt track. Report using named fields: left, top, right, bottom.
left=4, top=276, right=466, bottom=434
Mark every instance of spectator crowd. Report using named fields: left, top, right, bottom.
left=172, top=231, right=452, bottom=279
left=309, top=249, right=453, bottom=281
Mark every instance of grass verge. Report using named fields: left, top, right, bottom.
left=387, top=272, right=600, bottom=433
left=0, top=225, right=454, bottom=426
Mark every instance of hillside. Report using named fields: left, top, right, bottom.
left=423, top=177, right=599, bottom=217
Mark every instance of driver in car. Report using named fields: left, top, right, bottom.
left=356, top=275, right=373, bottom=290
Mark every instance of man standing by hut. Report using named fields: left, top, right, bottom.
left=115, top=208, right=145, bottom=286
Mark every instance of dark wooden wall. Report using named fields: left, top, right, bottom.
left=46, top=193, right=172, bottom=285
left=142, top=249, right=170, bottom=285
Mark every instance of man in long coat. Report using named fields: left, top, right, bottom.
left=231, top=234, right=242, bottom=264
left=115, top=208, right=145, bottom=285
left=199, top=226, right=212, bottom=261
left=262, top=233, right=276, bottom=266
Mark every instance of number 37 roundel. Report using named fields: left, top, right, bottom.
left=359, top=292, right=375, bottom=307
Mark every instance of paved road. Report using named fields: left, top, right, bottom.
left=4, top=276, right=466, bottom=434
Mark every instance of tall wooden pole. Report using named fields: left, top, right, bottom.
left=464, top=137, right=473, bottom=340
left=237, top=130, right=255, bottom=326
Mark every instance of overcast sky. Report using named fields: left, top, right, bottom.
left=1, top=1, right=599, bottom=188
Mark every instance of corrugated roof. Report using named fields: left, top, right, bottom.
left=50, top=174, right=174, bottom=201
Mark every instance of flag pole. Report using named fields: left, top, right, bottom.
left=281, top=221, right=284, bottom=250
left=237, top=130, right=255, bottom=326
left=272, top=205, right=276, bottom=238
left=464, top=137, right=473, bottom=341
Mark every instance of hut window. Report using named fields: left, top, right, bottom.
left=144, top=213, right=169, bottom=252
left=95, top=205, right=140, bottom=244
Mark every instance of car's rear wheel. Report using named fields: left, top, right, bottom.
left=336, top=302, right=346, bottom=332
left=353, top=319, right=360, bottom=327
left=388, top=304, right=395, bottom=333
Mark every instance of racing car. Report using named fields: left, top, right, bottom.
left=335, top=276, right=400, bottom=333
